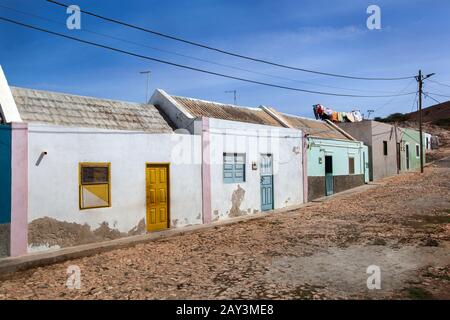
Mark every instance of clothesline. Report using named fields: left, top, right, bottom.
left=313, top=104, right=363, bottom=123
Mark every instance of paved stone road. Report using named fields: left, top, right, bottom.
left=0, top=163, right=449, bottom=300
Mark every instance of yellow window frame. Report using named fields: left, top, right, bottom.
left=79, top=162, right=111, bottom=210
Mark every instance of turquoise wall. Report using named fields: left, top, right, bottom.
left=307, top=137, right=367, bottom=178
left=0, top=124, right=11, bottom=224
left=400, top=128, right=426, bottom=171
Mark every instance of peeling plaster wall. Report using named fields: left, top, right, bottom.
left=27, top=124, right=202, bottom=251
left=206, top=118, right=303, bottom=221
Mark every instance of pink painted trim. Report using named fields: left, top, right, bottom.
left=302, top=134, right=308, bottom=203
left=201, top=117, right=212, bottom=224
left=10, top=122, right=28, bottom=257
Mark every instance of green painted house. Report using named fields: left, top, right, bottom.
left=399, top=127, right=426, bottom=172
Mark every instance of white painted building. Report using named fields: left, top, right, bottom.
left=151, top=89, right=306, bottom=223
left=0, top=67, right=202, bottom=255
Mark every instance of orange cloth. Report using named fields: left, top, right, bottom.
left=331, top=112, right=338, bottom=122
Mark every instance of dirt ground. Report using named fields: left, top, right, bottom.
left=0, top=158, right=449, bottom=300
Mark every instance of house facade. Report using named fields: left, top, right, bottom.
left=151, top=89, right=306, bottom=223
left=400, top=127, right=426, bottom=170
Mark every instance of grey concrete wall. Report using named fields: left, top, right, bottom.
left=0, top=223, right=10, bottom=257
left=338, top=121, right=401, bottom=181
left=337, top=121, right=375, bottom=180
left=308, top=176, right=325, bottom=201
left=370, top=121, right=399, bottom=181
left=333, top=174, right=365, bottom=194
left=308, top=174, right=365, bottom=201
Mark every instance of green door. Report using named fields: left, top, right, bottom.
left=325, top=155, right=333, bottom=196
left=260, top=154, right=274, bottom=211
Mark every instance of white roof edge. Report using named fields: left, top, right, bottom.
left=259, top=105, right=292, bottom=128
left=153, top=89, right=195, bottom=119
left=0, top=66, right=22, bottom=123
left=170, top=93, right=263, bottom=111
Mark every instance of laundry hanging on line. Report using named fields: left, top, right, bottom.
left=313, top=104, right=363, bottom=123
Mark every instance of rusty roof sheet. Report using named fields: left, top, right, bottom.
left=172, top=96, right=283, bottom=127
left=11, top=87, right=174, bottom=133
left=281, top=113, right=350, bottom=140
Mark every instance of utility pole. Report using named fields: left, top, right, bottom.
left=140, top=70, right=151, bottom=103
left=366, top=109, right=374, bottom=119
left=225, top=90, right=237, bottom=105
left=415, top=70, right=435, bottom=173
left=394, top=122, right=399, bottom=174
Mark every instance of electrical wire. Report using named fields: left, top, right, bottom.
left=424, top=92, right=450, bottom=98
left=0, top=4, right=401, bottom=94
left=0, top=16, right=418, bottom=98
left=47, top=0, right=416, bottom=81
left=410, top=91, right=418, bottom=112
left=373, top=78, right=417, bottom=112
left=426, top=78, right=450, bottom=88
left=423, top=92, right=442, bottom=104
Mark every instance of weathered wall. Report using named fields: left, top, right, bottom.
left=307, top=176, right=326, bottom=201
left=333, top=174, right=365, bottom=194
left=27, top=123, right=202, bottom=252
left=0, top=223, right=9, bottom=257
left=307, top=175, right=365, bottom=201
left=205, top=118, right=304, bottom=221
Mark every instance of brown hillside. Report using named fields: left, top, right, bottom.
left=405, top=100, right=450, bottom=125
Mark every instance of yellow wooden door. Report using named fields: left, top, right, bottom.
left=146, top=164, right=169, bottom=232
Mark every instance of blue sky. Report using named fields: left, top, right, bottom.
left=0, top=0, right=449, bottom=118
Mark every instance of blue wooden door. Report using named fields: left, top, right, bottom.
left=260, top=154, right=274, bottom=211
left=325, top=155, right=333, bottom=196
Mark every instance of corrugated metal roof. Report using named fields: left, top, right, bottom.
left=171, top=96, right=284, bottom=127
left=11, top=87, right=173, bottom=133
left=281, top=113, right=350, bottom=140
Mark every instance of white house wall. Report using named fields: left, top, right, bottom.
left=206, top=118, right=303, bottom=221
left=27, top=123, right=202, bottom=252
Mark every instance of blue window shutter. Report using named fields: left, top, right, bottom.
left=223, top=153, right=246, bottom=183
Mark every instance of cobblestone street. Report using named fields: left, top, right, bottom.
left=0, top=160, right=449, bottom=300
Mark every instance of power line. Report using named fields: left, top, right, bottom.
left=0, top=4, right=400, bottom=95
left=423, top=92, right=442, bottom=104
left=426, top=78, right=450, bottom=88
left=0, top=16, right=418, bottom=98
left=47, top=0, right=415, bottom=81
left=373, top=78, right=416, bottom=112
left=410, top=91, right=418, bottom=112
left=424, top=92, right=450, bottom=98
